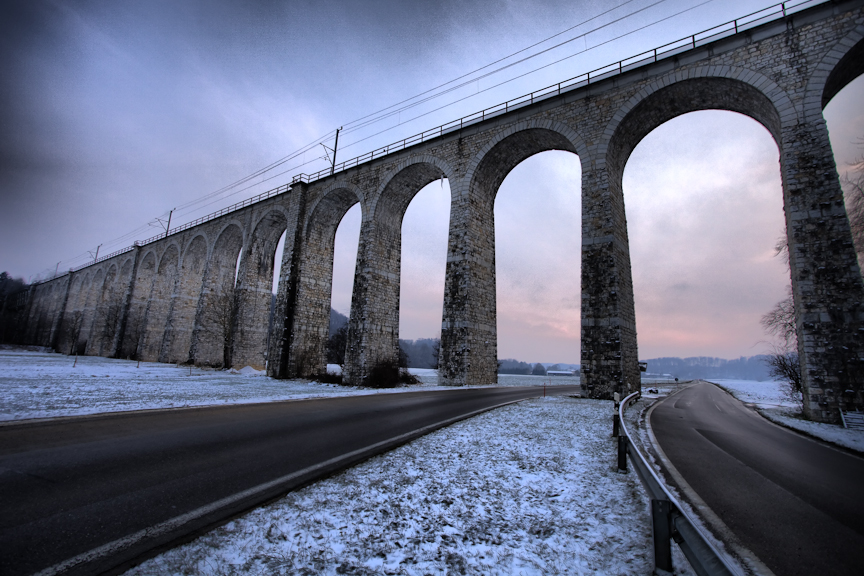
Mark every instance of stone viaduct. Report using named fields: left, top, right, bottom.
left=18, top=0, right=864, bottom=422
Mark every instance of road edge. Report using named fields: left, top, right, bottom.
left=33, top=394, right=552, bottom=576
left=643, top=382, right=776, bottom=576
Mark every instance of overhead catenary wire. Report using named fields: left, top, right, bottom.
left=338, top=0, right=714, bottom=154
left=49, top=0, right=737, bottom=275
left=338, top=0, right=653, bottom=135
left=153, top=0, right=679, bottom=222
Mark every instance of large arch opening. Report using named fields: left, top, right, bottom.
left=77, top=268, right=104, bottom=356
left=326, top=204, right=360, bottom=367
left=398, top=178, right=450, bottom=371
left=287, top=186, right=360, bottom=377
left=164, top=235, right=208, bottom=364
left=140, top=245, right=179, bottom=361
left=598, top=76, right=784, bottom=394
left=440, top=126, right=582, bottom=386
left=340, top=161, right=449, bottom=384
left=90, top=263, right=119, bottom=356
left=120, top=251, right=156, bottom=359
left=494, top=150, right=582, bottom=377
left=232, top=210, right=289, bottom=370
left=824, top=72, right=864, bottom=268
left=192, top=226, right=243, bottom=367
left=57, top=274, right=84, bottom=354
left=623, top=110, right=786, bottom=364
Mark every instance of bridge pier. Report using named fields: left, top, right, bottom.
left=580, top=165, right=640, bottom=399
left=343, top=219, right=402, bottom=385
left=438, top=182, right=499, bottom=387
left=781, top=117, right=864, bottom=422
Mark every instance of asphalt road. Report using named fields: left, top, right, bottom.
left=650, top=381, right=864, bottom=576
left=0, top=384, right=579, bottom=576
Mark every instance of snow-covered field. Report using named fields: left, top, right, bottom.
left=127, top=396, right=672, bottom=576
left=709, top=379, right=864, bottom=453
left=0, top=350, right=574, bottom=422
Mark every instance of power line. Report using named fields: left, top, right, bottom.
left=52, top=0, right=727, bottom=273
left=339, top=0, right=649, bottom=134
left=339, top=0, right=714, bottom=153
left=159, top=0, right=669, bottom=219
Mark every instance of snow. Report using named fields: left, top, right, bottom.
left=126, top=397, right=680, bottom=576
left=0, top=350, right=576, bottom=422
left=0, top=348, right=701, bottom=573
left=709, top=379, right=864, bottom=454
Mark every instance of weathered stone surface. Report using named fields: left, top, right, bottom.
left=22, top=1, right=864, bottom=421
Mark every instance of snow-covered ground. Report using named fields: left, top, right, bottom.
left=709, top=379, right=864, bottom=453
left=126, top=396, right=681, bottom=576
left=0, top=350, right=577, bottom=422
left=0, top=348, right=700, bottom=574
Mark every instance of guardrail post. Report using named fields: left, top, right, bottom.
left=652, top=499, right=674, bottom=574
left=617, top=435, right=628, bottom=471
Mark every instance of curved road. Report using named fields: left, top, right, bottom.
left=650, top=381, right=864, bottom=576
left=0, top=384, right=579, bottom=576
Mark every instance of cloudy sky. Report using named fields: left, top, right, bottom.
left=2, top=0, right=862, bottom=364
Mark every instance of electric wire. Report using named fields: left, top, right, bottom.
left=338, top=0, right=714, bottom=153
left=161, top=0, right=672, bottom=219
left=49, top=0, right=725, bottom=275
left=338, top=0, right=648, bottom=133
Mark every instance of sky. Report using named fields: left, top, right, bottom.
left=1, top=0, right=862, bottom=365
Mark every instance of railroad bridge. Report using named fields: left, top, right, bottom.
left=18, top=0, right=864, bottom=422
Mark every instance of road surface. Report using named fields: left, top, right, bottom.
left=0, top=384, right=579, bottom=575
left=650, top=381, right=864, bottom=576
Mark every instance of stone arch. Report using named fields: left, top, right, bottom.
left=56, top=273, right=85, bottom=354
left=209, top=220, right=247, bottom=260
left=191, top=224, right=244, bottom=367
left=29, top=282, right=54, bottom=345
left=304, top=180, right=366, bottom=235
left=156, top=241, right=183, bottom=273
left=77, top=268, right=104, bottom=355
left=369, top=154, right=454, bottom=223
left=805, top=24, right=864, bottom=117
left=139, top=244, right=179, bottom=361
left=162, top=234, right=209, bottom=363
left=232, top=208, right=291, bottom=369
left=88, top=263, right=119, bottom=356
left=342, top=155, right=455, bottom=384
left=587, top=72, right=787, bottom=397
left=179, top=232, right=210, bottom=264
left=603, top=74, right=785, bottom=180
left=70, top=273, right=91, bottom=354
left=463, top=119, right=588, bottom=205
left=438, top=120, right=587, bottom=386
left=282, top=183, right=363, bottom=377
left=120, top=250, right=157, bottom=358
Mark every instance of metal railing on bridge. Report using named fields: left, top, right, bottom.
left=61, top=0, right=821, bottom=277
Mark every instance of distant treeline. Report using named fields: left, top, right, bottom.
left=328, top=309, right=440, bottom=368
left=641, top=356, right=772, bottom=381
left=326, top=309, right=771, bottom=380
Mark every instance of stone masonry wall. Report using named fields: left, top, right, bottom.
left=23, top=0, right=864, bottom=422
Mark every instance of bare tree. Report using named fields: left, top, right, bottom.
left=63, top=310, right=84, bottom=355
left=841, top=139, right=864, bottom=266
left=761, top=241, right=803, bottom=407
left=760, top=287, right=797, bottom=349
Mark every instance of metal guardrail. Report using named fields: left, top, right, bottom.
left=616, top=391, right=741, bottom=576
left=56, top=0, right=822, bottom=278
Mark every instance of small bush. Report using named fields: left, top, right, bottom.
left=364, top=360, right=420, bottom=388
